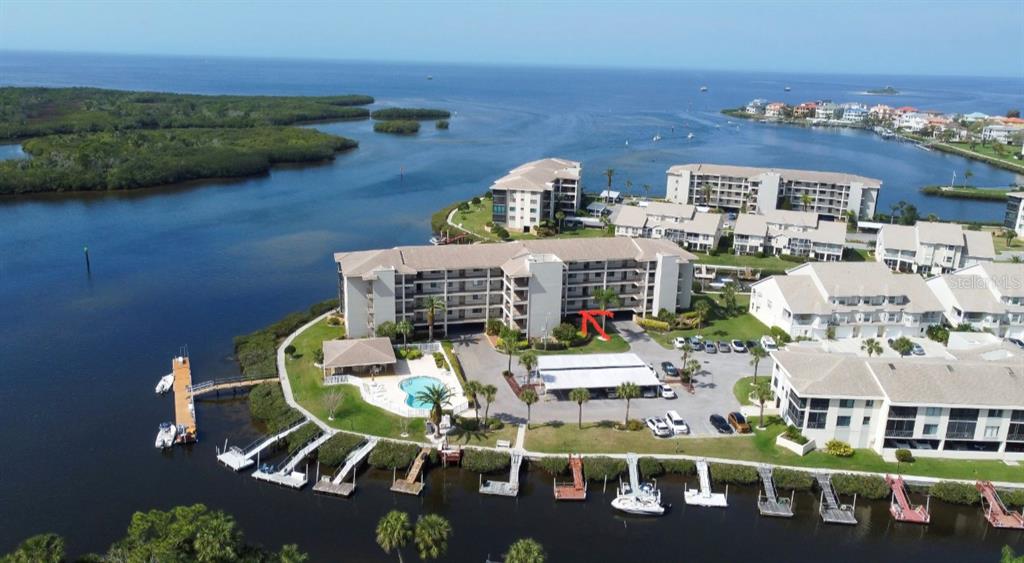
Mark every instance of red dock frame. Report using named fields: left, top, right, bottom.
left=977, top=480, right=1024, bottom=529
left=885, top=475, right=930, bottom=524
left=554, top=455, right=587, bottom=500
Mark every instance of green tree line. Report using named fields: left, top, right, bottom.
left=370, top=108, right=450, bottom=120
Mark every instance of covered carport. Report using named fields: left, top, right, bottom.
left=536, top=353, right=661, bottom=399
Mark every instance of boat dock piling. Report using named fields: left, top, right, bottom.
left=217, top=419, right=310, bottom=471
left=391, top=446, right=431, bottom=495
left=816, top=473, right=858, bottom=525
left=756, top=465, right=794, bottom=518
left=886, top=475, right=930, bottom=524
left=685, top=458, right=728, bottom=508
left=252, top=432, right=333, bottom=489
left=171, top=355, right=197, bottom=444
left=553, top=455, right=587, bottom=501
left=977, top=480, right=1024, bottom=529
left=314, top=437, right=379, bottom=497
left=480, top=451, right=524, bottom=497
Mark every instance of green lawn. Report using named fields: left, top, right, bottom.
left=533, top=332, right=631, bottom=356
left=943, top=141, right=1024, bottom=173
left=984, top=226, right=1021, bottom=252
left=648, top=294, right=769, bottom=349
left=732, top=376, right=756, bottom=406
left=449, top=197, right=612, bottom=241
left=525, top=418, right=1024, bottom=482
left=692, top=251, right=801, bottom=273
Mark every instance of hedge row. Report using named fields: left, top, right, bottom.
left=533, top=457, right=569, bottom=476
left=317, top=433, right=365, bottom=466
left=368, top=442, right=421, bottom=470
left=285, top=424, right=320, bottom=455
left=831, top=474, right=889, bottom=500
left=462, top=449, right=511, bottom=474
left=247, top=383, right=303, bottom=432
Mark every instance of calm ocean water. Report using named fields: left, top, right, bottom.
left=0, top=51, right=1022, bottom=561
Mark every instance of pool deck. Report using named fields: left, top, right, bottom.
left=340, top=354, right=470, bottom=418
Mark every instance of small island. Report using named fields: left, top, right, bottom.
left=866, top=86, right=900, bottom=95
left=370, top=108, right=451, bottom=120
left=374, top=120, right=421, bottom=134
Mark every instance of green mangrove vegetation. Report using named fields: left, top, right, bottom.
left=370, top=107, right=451, bottom=120
left=373, top=120, right=422, bottom=134
left=921, top=184, right=1020, bottom=201
left=234, top=298, right=337, bottom=378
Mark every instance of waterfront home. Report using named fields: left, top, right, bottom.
left=334, top=238, right=695, bottom=339
left=599, top=189, right=622, bottom=203
left=609, top=202, right=724, bottom=251
left=875, top=221, right=995, bottom=275
left=982, top=124, right=1024, bottom=145
left=926, top=262, right=1024, bottom=339
left=665, top=163, right=881, bottom=220
left=839, top=103, right=868, bottom=123
left=748, top=262, right=944, bottom=340
left=733, top=210, right=846, bottom=260
left=815, top=101, right=839, bottom=120
left=770, top=344, right=1024, bottom=460
left=962, top=111, right=990, bottom=123
left=489, top=158, right=582, bottom=232
left=321, top=337, right=397, bottom=378
left=764, top=102, right=787, bottom=118
left=745, top=98, right=767, bottom=115
left=793, top=101, right=817, bottom=118
left=869, top=104, right=894, bottom=122
left=896, top=111, right=930, bottom=132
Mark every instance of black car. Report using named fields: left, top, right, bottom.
left=709, top=414, right=733, bottom=434
left=745, top=340, right=758, bottom=351
left=660, top=361, right=679, bottom=378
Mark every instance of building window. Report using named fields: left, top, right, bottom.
left=924, top=407, right=941, bottom=417
left=989, top=409, right=1005, bottom=418
left=984, top=425, right=1000, bottom=439
left=839, top=399, right=855, bottom=409
left=890, top=406, right=918, bottom=419
left=865, top=400, right=874, bottom=407
left=862, top=416, right=871, bottom=426
left=923, top=424, right=938, bottom=435
left=810, top=398, right=830, bottom=410
left=837, top=416, right=851, bottom=427
left=807, top=411, right=827, bottom=429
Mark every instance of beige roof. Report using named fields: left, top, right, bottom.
left=666, top=163, right=881, bottom=188
left=867, top=357, right=1024, bottom=407
left=322, top=337, right=397, bottom=370
left=335, top=238, right=695, bottom=277
left=762, top=209, right=819, bottom=228
left=735, top=214, right=768, bottom=237
left=932, top=274, right=1005, bottom=314
left=770, top=276, right=830, bottom=314
left=805, top=221, right=847, bottom=245
left=974, top=262, right=1024, bottom=298
left=679, top=212, right=724, bottom=236
left=782, top=262, right=944, bottom=313
left=963, top=229, right=996, bottom=259
left=878, top=224, right=917, bottom=251
left=771, top=350, right=883, bottom=398
left=915, top=221, right=965, bottom=246
left=491, top=158, right=581, bottom=192
left=610, top=205, right=647, bottom=229
left=644, top=201, right=697, bottom=220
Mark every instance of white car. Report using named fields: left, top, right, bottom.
left=665, top=410, right=690, bottom=435
left=645, top=417, right=672, bottom=438
left=673, top=336, right=688, bottom=349
left=760, top=335, right=778, bottom=350
left=660, top=384, right=677, bottom=399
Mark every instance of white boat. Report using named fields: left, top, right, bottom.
left=611, top=482, right=667, bottom=516
left=155, top=422, right=176, bottom=449
left=687, top=132, right=695, bottom=140
left=155, top=373, right=174, bottom=394
left=652, top=134, right=661, bottom=142
left=700, top=86, right=708, bottom=92
left=784, top=85, right=791, bottom=91
left=428, top=236, right=441, bottom=246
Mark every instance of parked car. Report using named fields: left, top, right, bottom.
left=709, top=414, right=733, bottom=434
left=645, top=416, right=672, bottom=438
left=661, top=384, right=677, bottom=399
left=759, top=335, right=778, bottom=350
left=728, top=412, right=751, bottom=433
left=745, top=340, right=758, bottom=351
left=666, top=410, right=690, bottom=435
left=1009, top=338, right=1024, bottom=349
left=730, top=339, right=747, bottom=353
left=911, top=343, right=925, bottom=356
left=661, top=361, right=679, bottom=378
left=717, top=340, right=731, bottom=353
left=704, top=341, right=717, bottom=354
left=607, top=389, right=618, bottom=399
left=689, top=335, right=704, bottom=347
left=673, top=336, right=689, bottom=349
left=641, top=387, right=657, bottom=398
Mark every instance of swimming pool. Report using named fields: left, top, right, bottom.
left=399, top=376, right=445, bottom=409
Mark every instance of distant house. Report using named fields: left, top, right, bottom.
left=745, top=98, right=767, bottom=114
left=982, top=124, right=1024, bottom=144
left=815, top=101, right=839, bottom=120
left=840, top=104, right=868, bottom=123
left=962, top=111, right=990, bottom=123
left=609, top=202, right=724, bottom=251
left=764, top=102, right=787, bottom=118
left=1004, top=192, right=1024, bottom=237
left=926, top=262, right=1024, bottom=339
left=869, top=104, right=894, bottom=121
left=793, top=102, right=817, bottom=118
left=733, top=209, right=846, bottom=261
left=896, top=112, right=930, bottom=132
left=875, top=221, right=995, bottom=275
left=598, top=189, right=622, bottom=203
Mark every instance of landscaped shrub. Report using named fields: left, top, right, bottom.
left=433, top=352, right=448, bottom=370
left=638, top=457, right=664, bottom=478
left=397, top=347, right=423, bottom=360
left=772, top=469, right=815, bottom=491
left=660, top=459, right=696, bottom=476
left=485, top=417, right=504, bottom=430
left=895, top=449, right=915, bottom=463
left=768, top=326, right=792, bottom=345
left=708, top=463, right=759, bottom=485
left=248, top=383, right=303, bottom=431
left=485, top=319, right=504, bottom=336
left=620, top=419, right=644, bottom=432
left=534, top=457, right=568, bottom=476
left=368, top=441, right=421, bottom=470
left=825, top=439, right=854, bottom=457
left=463, top=449, right=511, bottom=474
left=831, top=474, right=888, bottom=500
left=584, top=456, right=627, bottom=481
left=929, top=481, right=980, bottom=505
left=782, top=425, right=809, bottom=445
left=285, top=424, right=320, bottom=454
left=317, top=433, right=364, bottom=466
left=1000, top=488, right=1024, bottom=507
left=636, top=317, right=671, bottom=332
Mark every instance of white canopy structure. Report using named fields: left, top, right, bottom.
left=536, top=353, right=660, bottom=392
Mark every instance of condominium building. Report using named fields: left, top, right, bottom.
left=665, top=163, right=881, bottom=220
left=1005, top=192, right=1024, bottom=237
left=490, top=158, right=582, bottom=231
left=733, top=210, right=846, bottom=261
left=875, top=221, right=995, bottom=275
left=334, top=238, right=695, bottom=340
left=749, top=262, right=944, bottom=339
left=609, top=201, right=724, bottom=251
left=770, top=345, right=1024, bottom=460
left=926, top=262, right=1024, bottom=338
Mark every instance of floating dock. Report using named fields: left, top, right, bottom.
left=314, top=437, right=379, bottom=497
left=171, top=355, right=197, bottom=444
left=977, top=480, right=1024, bottom=529
left=391, top=446, right=432, bottom=495
left=553, top=455, right=587, bottom=501
left=252, top=432, right=333, bottom=489
left=480, top=451, right=523, bottom=497
left=886, top=475, right=930, bottom=524
left=756, top=465, right=794, bottom=517
left=217, top=419, right=310, bottom=471
left=685, top=458, right=728, bottom=508
left=816, top=473, right=858, bottom=525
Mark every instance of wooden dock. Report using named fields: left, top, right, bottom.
left=756, top=465, right=794, bottom=518
left=480, top=451, right=523, bottom=497
left=886, top=475, right=930, bottom=524
left=313, top=437, right=378, bottom=497
left=188, top=376, right=276, bottom=398
left=553, top=455, right=587, bottom=501
left=391, top=447, right=431, bottom=495
left=977, top=480, right=1024, bottom=529
left=816, top=473, right=858, bottom=525
left=171, top=356, right=197, bottom=444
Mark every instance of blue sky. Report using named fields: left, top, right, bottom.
left=1, top=1, right=1022, bottom=77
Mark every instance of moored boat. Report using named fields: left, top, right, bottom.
left=155, top=373, right=174, bottom=394
left=155, top=422, right=176, bottom=448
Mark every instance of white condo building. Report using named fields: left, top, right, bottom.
left=875, top=221, right=995, bottom=275
left=749, top=262, right=944, bottom=339
left=926, top=262, right=1024, bottom=339
left=1004, top=192, right=1024, bottom=237
left=665, top=163, right=881, bottom=220
left=733, top=210, right=846, bottom=260
left=609, top=201, right=724, bottom=251
left=335, top=238, right=695, bottom=339
left=489, top=158, right=582, bottom=232
left=770, top=345, right=1024, bottom=460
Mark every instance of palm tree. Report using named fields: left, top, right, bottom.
left=1005, top=229, right=1017, bottom=249
left=624, top=179, right=633, bottom=199
left=798, top=193, right=812, bottom=212
left=520, top=388, right=539, bottom=428
left=616, top=382, right=640, bottom=425
left=569, top=387, right=590, bottom=429
left=603, top=168, right=615, bottom=191
left=591, top=287, right=621, bottom=330
left=701, top=183, right=713, bottom=205
left=482, top=383, right=498, bottom=425
left=753, top=379, right=773, bottom=430
left=683, top=358, right=701, bottom=382
left=555, top=210, right=566, bottom=232
left=499, top=326, right=521, bottom=374
left=464, top=380, right=483, bottom=423
left=413, top=514, right=451, bottom=561
left=414, top=384, right=452, bottom=437
left=694, top=300, right=712, bottom=336
left=641, top=183, right=652, bottom=200
left=861, top=337, right=882, bottom=358
left=679, top=342, right=694, bottom=368
left=749, top=345, right=767, bottom=383
left=376, top=510, right=412, bottom=563
left=518, top=350, right=538, bottom=385
left=421, top=296, right=446, bottom=341
left=505, top=538, right=546, bottom=563
left=395, top=319, right=413, bottom=347
left=720, top=283, right=737, bottom=316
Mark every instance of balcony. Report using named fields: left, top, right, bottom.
left=945, top=431, right=975, bottom=440
left=885, top=430, right=914, bottom=438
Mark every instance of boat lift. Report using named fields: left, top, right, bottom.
left=251, top=432, right=333, bottom=489
left=313, top=437, right=378, bottom=497
left=977, top=480, right=1024, bottom=529
left=886, top=475, right=930, bottom=524
left=756, top=465, right=794, bottom=517
left=216, top=419, right=310, bottom=471
left=480, top=451, right=524, bottom=497
left=816, top=473, right=857, bottom=525
left=684, top=458, right=728, bottom=508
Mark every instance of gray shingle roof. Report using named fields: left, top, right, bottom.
left=666, top=163, right=881, bottom=188
left=322, top=337, right=397, bottom=370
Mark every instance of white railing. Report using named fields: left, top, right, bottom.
left=324, top=374, right=353, bottom=386
left=399, top=342, right=442, bottom=354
